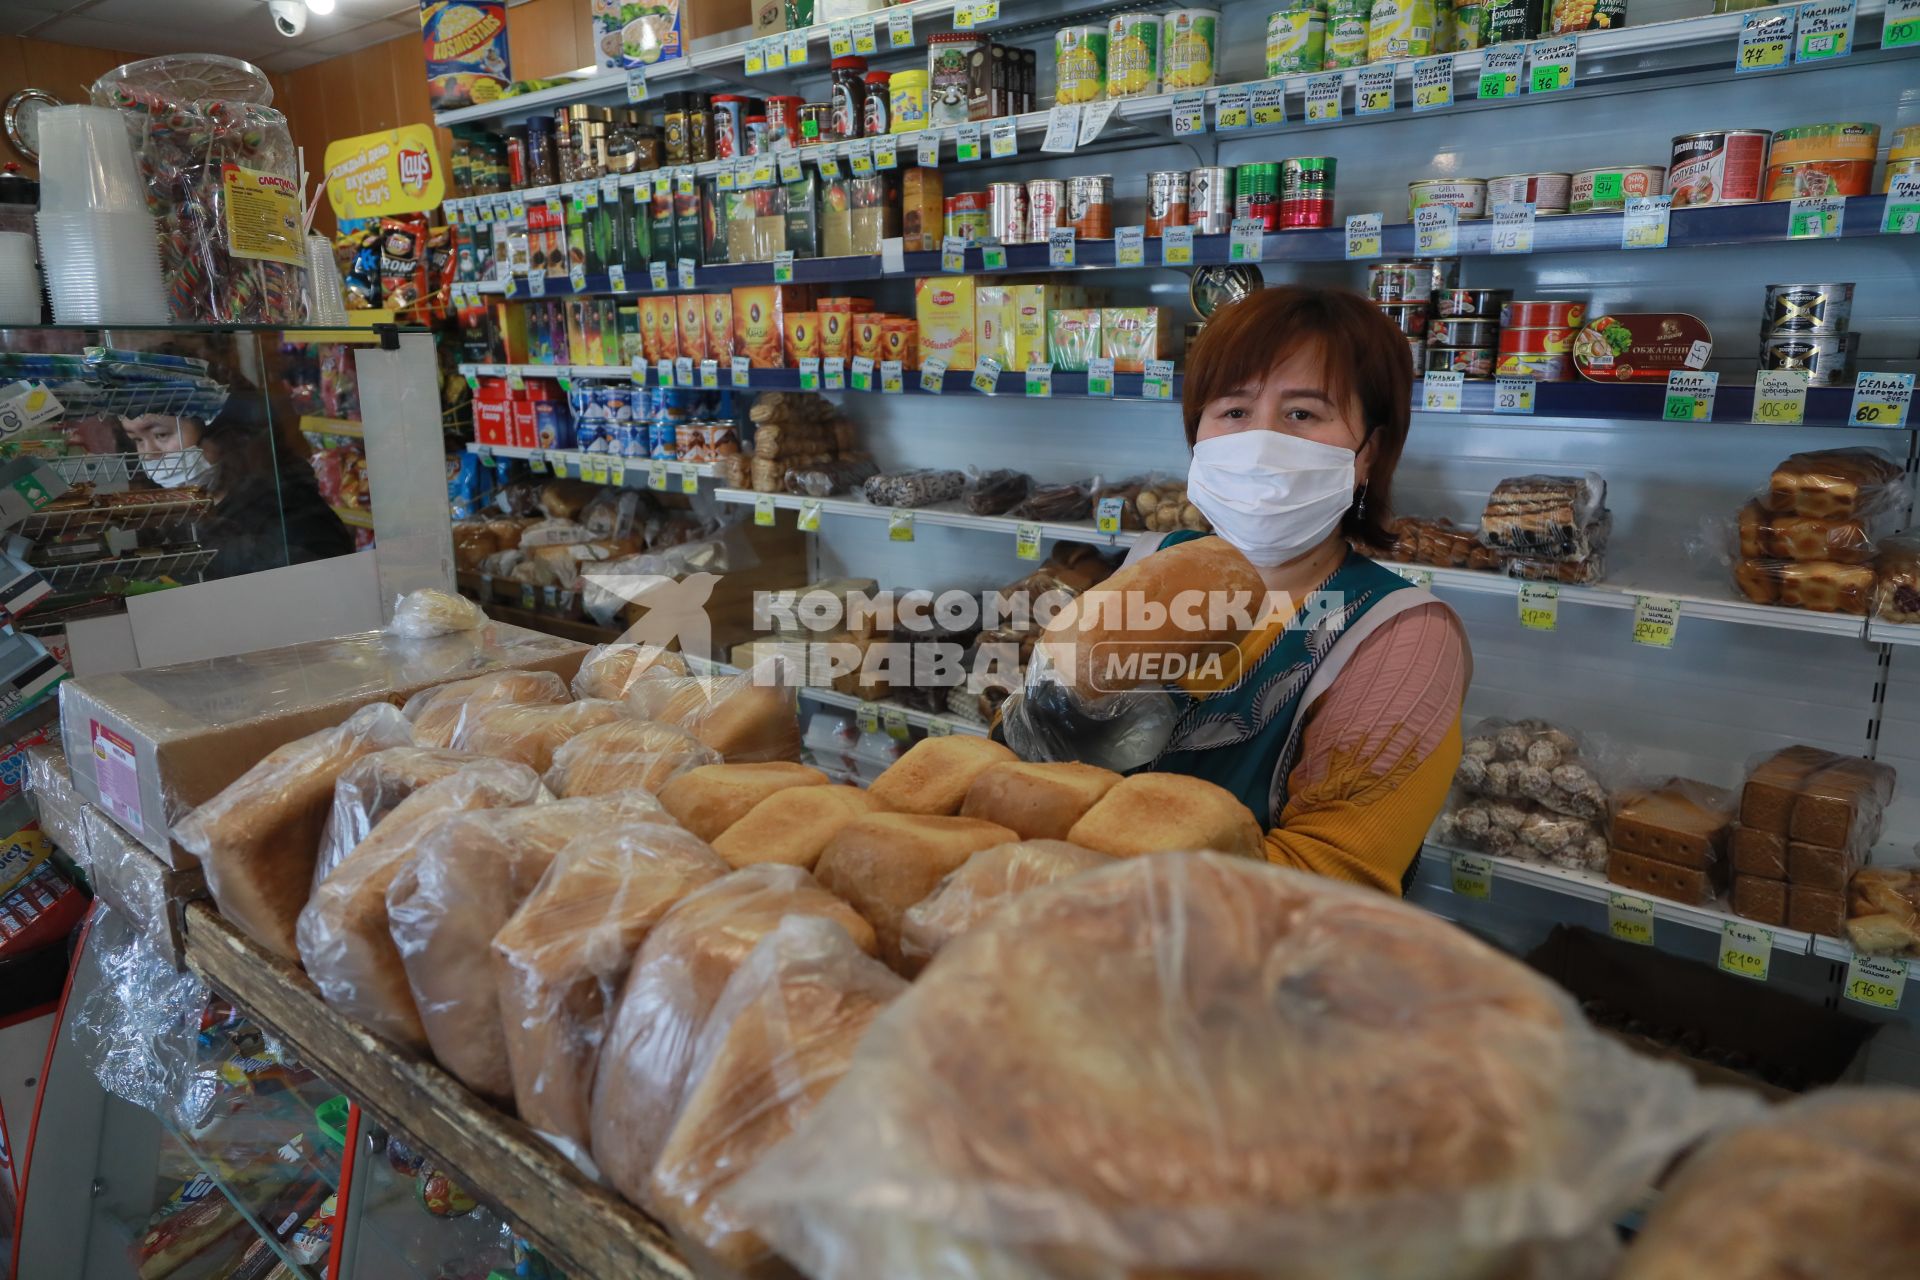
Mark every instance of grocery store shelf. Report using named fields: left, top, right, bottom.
left=1812, top=935, right=1920, bottom=978
left=465, top=441, right=715, bottom=487
left=456, top=361, right=1181, bottom=399
left=713, top=487, right=1135, bottom=549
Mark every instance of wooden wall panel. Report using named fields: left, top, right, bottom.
left=0, top=36, right=145, bottom=173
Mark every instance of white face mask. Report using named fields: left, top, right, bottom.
left=142, top=446, right=214, bottom=490
left=1186, top=431, right=1357, bottom=567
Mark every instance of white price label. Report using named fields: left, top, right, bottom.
left=649, top=261, right=669, bottom=289
left=850, top=355, right=875, bottom=391
left=1607, top=893, right=1655, bottom=944
left=1492, top=377, right=1536, bottom=414
left=1170, top=91, right=1207, bottom=136
left=677, top=258, right=697, bottom=289
left=798, top=357, right=820, bottom=391
left=1214, top=86, right=1251, bottom=131
left=675, top=356, right=694, bottom=386
left=744, top=37, right=767, bottom=74
left=798, top=498, right=822, bottom=531
left=699, top=359, right=718, bottom=388
left=1844, top=951, right=1907, bottom=1009
left=1422, top=371, right=1464, bottom=412
left=1490, top=201, right=1535, bottom=254
left=1738, top=8, right=1795, bottom=71
left=1414, top=204, right=1457, bottom=255
left=1086, top=357, right=1116, bottom=397
left=880, top=359, right=904, bottom=394
left=955, top=123, right=982, bottom=162
left=779, top=152, right=804, bottom=184
left=1411, top=55, right=1454, bottom=110
left=970, top=356, right=1002, bottom=395
left=1025, top=363, right=1053, bottom=397
left=1718, top=921, right=1773, bottom=980
left=754, top=495, right=777, bottom=526
left=787, top=29, right=809, bottom=64
left=942, top=235, right=968, bottom=272
left=1251, top=80, right=1287, bottom=125
left=1518, top=583, right=1560, bottom=632
left=989, top=118, right=1018, bottom=158
left=873, top=137, right=897, bottom=169
left=1794, top=0, right=1854, bottom=60
left=1850, top=372, right=1915, bottom=428
left=1042, top=104, right=1081, bottom=154
left=1632, top=595, right=1681, bottom=648
left=648, top=460, right=668, bottom=491
left=1078, top=99, right=1118, bottom=145
left=1479, top=44, right=1524, bottom=98
left=1304, top=71, right=1342, bottom=122
left=888, top=508, right=915, bottom=541
left=818, top=150, right=842, bottom=180
left=1345, top=212, right=1382, bottom=260
left=828, top=22, right=853, bottom=56
left=1622, top=195, right=1672, bottom=249
left=773, top=250, right=795, bottom=283
left=824, top=357, right=846, bottom=390
left=1161, top=225, right=1194, bottom=266
left=1752, top=368, right=1810, bottom=425
left=887, top=7, right=913, bottom=46
left=1884, top=174, right=1920, bottom=234
left=626, top=67, right=648, bottom=102
left=921, top=358, right=950, bottom=393
left=1356, top=64, right=1394, bottom=115
left=1116, top=225, right=1145, bottom=266
left=1528, top=35, right=1578, bottom=92
left=1789, top=195, right=1845, bottom=239
left=1663, top=370, right=1718, bottom=421
left=1048, top=227, right=1077, bottom=267
left=527, top=271, right=546, bottom=297
left=1451, top=852, right=1493, bottom=899
left=607, top=263, right=626, bottom=292
left=1142, top=358, right=1176, bottom=401
left=848, top=139, right=874, bottom=175
left=731, top=355, right=752, bottom=388
left=917, top=132, right=941, bottom=168
left=1096, top=496, right=1125, bottom=534
left=1228, top=218, right=1263, bottom=263
left=853, top=17, right=877, bottom=54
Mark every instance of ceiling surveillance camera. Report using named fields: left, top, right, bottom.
left=269, top=0, right=307, bottom=36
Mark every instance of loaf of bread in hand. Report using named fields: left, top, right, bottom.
left=1066, top=772, right=1264, bottom=859
left=1737, top=500, right=1878, bottom=565
left=658, top=762, right=832, bottom=841
left=959, top=761, right=1124, bottom=839
left=814, top=813, right=1019, bottom=970
left=711, top=785, right=880, bottom=870
left=179, top=703, right=413, bottom=960
left=543, top=719, right=718, bottom=798
left=1733, top=558, right=1874, bottom=614
left=571, top=642, right=689, bottom=700
left=899, top=839, right=1111, bottom=971
left=404, top=669, right=570, bottom=749
left=457, top=699, right=631, bottom=772
left=1765, top=448, right=1902, bottom=520
left=866, top=735, right=1017, bottom=815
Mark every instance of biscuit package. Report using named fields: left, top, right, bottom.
left=1728, top=449, right=1906, bottom=616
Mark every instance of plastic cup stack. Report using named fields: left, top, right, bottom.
left=305, top=232, right=350, bottom=324
left=33, top=104, right=169, bottom=323
left=0, top=231, right=41, bottom=324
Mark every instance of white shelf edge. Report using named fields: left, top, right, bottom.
left=711, top=486, right=1133, bottom=550
left=464, top=441, right=713, bottom=479
left=1811, top=935, right=1920, bottom=976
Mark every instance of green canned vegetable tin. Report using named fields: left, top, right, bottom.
left=1451, top=2, right=1488, bottom=49
left=1266, top=7, right=1329, bottom=74
left=1326, top=0, right=1372, bottom=67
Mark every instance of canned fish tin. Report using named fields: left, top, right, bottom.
left=1067, top=174, right=1115, bottom=237
left=1434, top=287, right=1511, bottom=318
left=1503, top=298, right=1585, bottom=328
left=1027, top=179, right=1066, bottom=239
left=1486, top=173, right=1570, bottom=212
left=1409, top=178, right=1488, bottom=220
left=1055, top=26, right=1109, bottom=104
left=1280, top=156, right=1336, bottom=229
left=944, top=191, right=992, bottom=244
left=1886, top=157, right=1920, bottom=194
left=1379, top=302, right=1430, bottom=337
left=1568, top=165, right=1666, bottom=213
left=1235, top=162, right=1282, bottom=230
left=1496, top=328, right=1576, bottom=380
left=990, top=182, right=1029, bottom=243
left=1163, top=9, right=1221, bottom=89
left=1762, top=282, right=1854, bottom=335
left=1326, top=0, right=1371, bottom=68
left=1666, top=129, right=1770, bottom=207
left=1427, top=346, right=1496, bottom=378
left=1106, top=12, right=1162, bottom=97
left=1369, top=261, right=1431, bottom=303
left=1266, top=7, right=1327, bottom=75
left=1188, top=166, right=1233, bottom=233
left=1431, top=318, right=1499, bottom=347
left=1369, top=0, right=1436, bottom=61
left=1147, top=170, right=1190, bottom=236
left=1766, top=160, right=1874, bottom=200
left=1761, top=331, right=1857, bottom=385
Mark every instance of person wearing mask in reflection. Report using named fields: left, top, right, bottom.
left=1017, top=287, right=1471, bottom=896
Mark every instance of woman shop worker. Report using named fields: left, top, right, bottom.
left=1011, top=286, right=1471, bottom=896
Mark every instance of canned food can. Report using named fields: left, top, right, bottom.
left=1147, top=170, right=1190, bottom=236
left=1499, top=323, right=1578, bottom=355
left=1886, top=156, right=1920, bottom=194
left=1666, top=129, right=1771, bottom=207
left=1485, top=0, right=1542, bottom=42
left=1427, top=346, right=1496, bottom=378
left=1760, top=331, right=1857, bottom=385
left=1055, top=26, right=1109, bottom=104
left=1027, top=179, right=1066, bottom=239
left=1431, top=318, right=1499, bottom=347
left=1188, top=166, right=1233, bottom=233
left=1502, top=298, right=1586, bottom=328
left=1409, top=178, right=1488, bottom=220
left=1266, top=8, right=1327, bottom=75
left=1765, top=159, right=1875, bottom=200
left=1378, top=302, right=1430, bottom=337
left=1770, top=121, right=1881, bottom=165
left=1761, top=282, right=1854, bottom=335
left=1369, top=0, right=1435, bottom=61
left=1495, top=333, right=1575, bottom=381
left=797, top=102, right=834, bottom=146
left=1486, top=172, right=1570, bottom=212
left=1424, top=258, right=1462, bottom=291
left=1067, top=174, right=1115, bottom=238
left=1452, top=2, right=1489, bottom=49
left=1326, top=0, right=1371, bottom=68
left=944, top=191, right=993, bottom=244
left=1369, top=261, right=1431, bottom=303
left=743, top=117, right=769, bottom=155
left=711, top=96, right=745, bottom=161
left=1280, top=156, right=1336, bottom=229
left=764, top=96, right=804, bottom=149
left=1236, top=162, right=1282, bottom=230
left=1404, top=337, right=1426, bottom=373
left=1106, top=12, right=1162, bottom=98
left=1163, top=9, right=1221, bottom=90
left=1434, top=287, right=1510, bottom=318
left=990, top=181, right=1030, bottom=243
left=1568, top=165, right=1666, bottom=213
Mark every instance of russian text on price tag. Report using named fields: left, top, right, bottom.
left=1161, top=225, right=1194, bottom=265
left=1042, top=104, right=1081, bottom=153
left=955, top=123, right=982, bottom=162
left=1142, top=358, right=1176, bottom=401
left=887, top=6, right=913, bottom=47
left=1356, top=64, right=1394, bottom=115
left=744, top=37, right=767, bottom=74
left=1737, top=8, right=1794, bottom=71
left=753, top=495, right=776, bottom=527
left=731, top=355, right=752, bottom=388
left=855, top=701, right=880, bottom=733
left=1479, top=44, right=1523, bottom=98
left=1663, top=369, right=1717, bottom=421
left=824, top=357, right=846, bottom=390
left=1412, top=56, right=1453, bottom=110
left=1794, top=0, right=1854, bottom=60
left=925, top=716, right=954, bottom=737
left=787, top=28, right=809, bottom=64
left=1888, top=0, right=1920, bottom=47
left=874, top=137, right=898, bottom=169
left=1079, top=98, right=1118, bottom=145
left=1491, top=201, right=1535, bottom=254
left=680, top=464, right=700, bottom=495
left=1752, top=368, right=1810, bottom=425
left=626, top=67, right=648, bottom=102
left=1087, top=357, right=1116, bottom=397
left=921, top=358, right=949, bottom=393
left=1414, top=204, right=1457, bottom=255
left=888, top=508, right=914, bottom=541
left=798, top=357, right=820, bottom=391
left=1493, top=377, right=1535, bottom=413
left=1844, top=952, right=1907, bottom=1009
left=1215, top=86, right=1251, bottom=131
left=526, top=272, right=545, bottom=297
left=607, top=263, right=626, bottom=292
left=942, top=235, right=967, bottom=272
left=1116, top=225, right=1145, bottom=266
left=853, top=17, right=877, bottom=54
left=881, top=706, right=912, bottom=741
left=1789, top=195, right=1845, bottom=239
left=797, top=498, right=822, bottom=531
left=1422, top=371, right=1464, bottom=411
left=1884, top=174, right=1920, bottom=233
left=1608, top=893, right=1655, bottom=945
left=1633, top=595, right=1680, bottom=648
left=675, top=356, right=694, bottom=386
left=970, top=356, right=1001, bottom=395
left=1096, top=496, right=1125, bottom=534
left=989, top=118, right=1018, bottom=158
left=881, top=359, right=904, bottom=393
left=1228, top=218, right=1263, bottom=262
left=917, top=132, right=940, bottom=168
left=1518, top=583, right=1560, bottom=631
left=1049, top=226, right=1076, bottom=267
left=1452, top=852, right=1493, bottom=900
left=848, top=140, right=873, bottom=175
left=980, top=241, right=1007, bottom=270
left=1850, top=372, right=1914, bottom=427
left=768, top=35, right=789, bottom=70
left=1305, top=72, right=1342, bottom=122
left=649, top=460, right=669, bottom=490
left=699, top=359, right=719, bottom=388
left=1718, top=921, right=1773, bottom=981
left=1622, top=194, right=1672, bottom=249
left=1529, top=35, right=1577, bottom=92
left=1252, top=80, right=1287, bottom=125
left=649, top=261, right=668, bottom=289
left=1345, top=212, right=1382, bottom=260
left=1026, top=363, right=1052, bottom=397
left=1171, top=91, right=1206, bottom=136
left=818, top=150, right=843, bottom=180
left=677, top=258, right=697, bottom=289
left=773, top=250, right=795, bottom=283
left=828, top=22, right=853, bottom=56
left=1015, top=523, right=1042, bottom=561
left=850, top=355, right=874, bottom=391
left=779, top=151, right=804, bottom=184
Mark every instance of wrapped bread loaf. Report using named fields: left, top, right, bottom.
left=571, top=642, right=690, bottom=701
left=587, top=864, right=878, bottom=1207
left=311, top=747, right=474, bottom=889
left=960, top=761, right=1124, bottom=840
left=403, top=669, right=570, bottom=750
left=543, top=719, right=719, bottom=798
left=814, top=814, right=1019, bottom=970
left=1872, top=533, right=1920, bottom=624
left=491, top=825, right=729, bottom=1150
left=625, top=669, right=803, bottom=764
left=178, top=703, right=413, bottom=960
left=710, top=785, right=881, bottom=870
left=866, top=735, right=1017, bottom=816
left=1733, top=558, right=1874, bottom=615
left=658, top=762, right=833, bottom=841
left=296, top=759, right=545, bottom=1047
left=456, top=699, right=632, bottom=772
left=1737, top=500, right=1878, bottom=565
left=1608, top=780, right=1733, bottom=871
left=1066, top=773, right=1264, bottom=860
left=1845, top=866, right=1920, bottom=957
left=899, top=839, right=1112, bottom=971
left=1765, top=448, right=1902, bottom=520
left=387, top=792, right=672, bottom=1103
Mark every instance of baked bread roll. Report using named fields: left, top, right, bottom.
left=960, top=762, right=1124, bottom=839
left=403, top=669, right=569, bottom=750
left=492, top=825, right=728, bottom=1148
left=1872, top=535, right=1920, bottom=623
left=312, top=747, right=474, bottom=889
left=1733, top=558, right=1874, bottom=615
left=1736, top=499, right=1876, bottom=565
left=711, top=785, right=881, bottom=870
left=658, top=762, right=832, bottom=841
left=1765, top=448, right=1902, bottom=520
left=1065, top=773, right=1264, bottom=859
left=866, top=735, right=1017, bottom=815
left=457, top=699, right=631, bottom=772
left=587, top=864, right=877, bottom=1207
left=899, top=839, right=1111, bottom=970
left=296, top=759, right=545, bottom=1047
left=543, top=719, right=719, bottom=798
left=572, top=642, right=689, bottom=701
left=387, top=792, right=672, bottom=1103
left=1607, top=779, right=1732, bottom=870
left=649, top=916, right=904, bottom=1274
left=1615, top=1088, right=1920, bottom=1280
left=179, top=703, right=413, bottom=960
left=729, top=854, right=1735, bottom=1280
left=1845, top=866, right=1920, bottom=956
left=813, top=813, right=1020, bottom=970
left=626, top=671, right=803, bottom=764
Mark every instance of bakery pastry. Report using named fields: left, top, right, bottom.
left=1607, top=780, right=1731, bottom=870
left=1736, top=500, right=1876, bottom=565
left=813, top=814, right=1020, bottom=970
left=296, top=759, right=545, bottom=1047
left=456, top=699, right=631, bottom=772
left=571, top=642, right=689, bottom=700
left=866, top=735, right=1018, bottom=815
left=1731, top=875, right=1788, bottom=926
left=1477, top=474, right=1607, bottom=560
left=648, top=916, right=904, bottom=1272
left=492, top=825, right=729, bottom=1147
left=658, top=762, right=833, bottom=841
left=1765, top=448, right=1902, bottom=520
left=959, top=762, right=1124, bottom=839
left=1790, top=756, right=1895, bottom=852
left=543, top=719, right=718, bottom=798
left=403, top=669, right=569, bottom=750
left=1729, top=825, right=1787, bottom=880
left=178, top=703, right=413, bottom=960
left=388, top=793, right=672, bottom=1104
left=1607, top=848, right=1724, bottom=906
left=312, top=747, right=473, bottom=888
left=1786, top=841, right=1858, bottom=892
left=587, top=865, right=877, bottom=1207
left=625, top=670, right=803, bottom=763
left=899, top=840, right=1111, bottom=971
left=1739, top=745, right=1840, bottom=835
left=1733, top=558, right=1874, bottom=614
left=1872, top=535, right=1920, bottom=623
left=710, top=785, right=881, bottom=870
left=1066, top=773, right=1264, bottom=860
left=1787, top=884, right=1846, bottom=938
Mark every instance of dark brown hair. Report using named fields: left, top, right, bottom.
left=1181, top=285, right=1412, bottom=548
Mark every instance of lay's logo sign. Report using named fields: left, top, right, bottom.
left=398, top=147, right=434, bottom=194
left=325, top=124, right=446, bottom=219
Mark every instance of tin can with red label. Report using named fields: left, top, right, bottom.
left=1378, top=302, right=1429, bottom=337
left=1665, top=129, right=1770, bottom=207
left=1027, top=179, right=1066, bottom=239
left=1486, top=172, right=1570, bottom=212
left=1147, top=170, right=1190, bottom=236
left=990, top=182, right=1029, bottom=244
left=1279, top=156, right=1335, bottom=229
left=764, top=96, right=804, bottom=149
left=1501, top=298, right=1586, bottom=329
left=1427, top=346, right=1496, bottom=378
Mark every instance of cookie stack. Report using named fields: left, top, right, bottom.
left=1732, top=448, right=1901, bottom=615
left=1729, top=745, right=1897, bottom=936
left=1476, top=473, right=1610, bottom=584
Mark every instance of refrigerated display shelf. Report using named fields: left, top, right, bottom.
left=713, top=487, right=1134, bottom=549
left=465, top=442, right=717, bottom=486
left=689, top=655, right=992, bottom=738
left=458, top=361, right=1182, bottom=400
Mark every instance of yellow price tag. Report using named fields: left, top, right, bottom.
left=754, top=495, right=776, bottom=527
left=881, top=706, right=911, bottom=741
left=797, top=498, right=822, bottom=532
left=856, top=701, right=881, bottom=734
left=1451, top=852, right=1493, bottom=900
left=648, top=460, right=668, bottom=491
left=609, top=459, right=627, bottom=486
left=889, top=508, right=914, bottom=542
left=1414, top=81, right=1450, bottom=108
left=680, top=467, right=699, bottom=494
left=1518, top=583, right=1559, bottom=632
left=744, top=43, right=766, bottom=74
left=1844, top=953, right=1907, bottom=1009
left=1740, top=37, right=1787, bottom=69
left=1216, top=102, right=1248, bottom=129
left=1015, top=523, right=1042, bottom=561
left=1717, top=921, right=1773, bottom=981
left=1606, top=893, right=1655, bottom=946
left=1632, top=595, right=1679, bottom=648
left=1359, top=87, right=1391, bottom=112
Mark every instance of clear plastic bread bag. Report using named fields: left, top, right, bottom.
left=295, top=759, right=545, bottom=1047
left=1454, top=716, right=1613, bottom=821
left=898, top=840, right=1113, bottom=970
left=1871, top=530, right=1920, bottom=623
left=1434, top=794, right=1608, bottom=873
left=623, top=659, right=803, bottom=764
left=543, top=719, right=720, bottom=798
left=728, top=854, right=1755, bottom=1280
left=490, top=824, right=730, bottom=1163
left=385, top=793, right=673, bottom=1105
left=571, top=641, right=690, bottom=700
left=1845, top=864, right=1920, bottom=958
left=587, top=864, right=878, bottom=1210
left=455, top=698, right=632, bottom=772
left=960, top=468, right=1035, bottom=516
left=389, top=588, right=486, bottom=638
left=649, top=916, right=905, bottom=1278
left=1476, top=473, right=1609, bottom=559
left=311, top=746, right=475, bottom=888
left=401, top=668, right=569, bottom=750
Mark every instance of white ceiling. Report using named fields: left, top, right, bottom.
left=0, top=0, right=431, bottom=74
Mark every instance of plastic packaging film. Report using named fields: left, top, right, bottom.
left=571, top=642, right=691, bottom=701
left=310, top=746, right=475, bottom=889
left=389, top=587, right=487, bottom=638
left=898, top=839, right=1113, bottom=970
left=386, top=792, right=674, bottom=1105
left=622, top=664, right=804, bottom=765
left=402, top=668, right=570, bottom=750
left=453, top=697, right=632, bottom=772
left=295, top=758, right=545, bottom=1047
left=543, top=719, right=720, bottom=798
left=1727, top=447, right=1905, bottom=617
left=72, top=905, right=213, bottom=1121
left=728, top=854, right=1757, bottom=1280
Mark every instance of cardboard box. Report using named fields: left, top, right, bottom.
left=852, top=312, right=886, bottom=362
left=1011, top=283, right=1090, bottom=371
left=678, top=293, right=710, bottom=362
left=819, top=309, right=852, bottom=360
left=1102, top=307, right=1172, bottom=373
left=751, top=0, right=787, bottom=36
left=59, top=624, right=587, bottom=867
left=594, top=0, right=752, bottom=71
left=704, top=293, right=735, bottom=362
left=916, top=276, right=977, bottom=370
left=732, top=284, right=813, bottom=368
left=1048, top=308, right=1102, bottom=372
left=901, top=168, right=944, bottom=252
